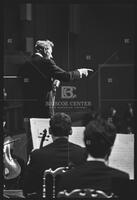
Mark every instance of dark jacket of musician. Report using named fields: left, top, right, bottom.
left=18, top=40, right=92, bottom=118
left=22, top=113, right=88, bottom=197
left=57, top=119, right=131, bottom=199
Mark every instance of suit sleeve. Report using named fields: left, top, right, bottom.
left=47, top=59, right=81, bottom=81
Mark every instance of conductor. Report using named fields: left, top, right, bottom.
left=18, top=39, right=93, bottom=118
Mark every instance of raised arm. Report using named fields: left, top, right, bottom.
left=48, top=59, right=93, bottom=82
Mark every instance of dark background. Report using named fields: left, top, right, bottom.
left=3, top=2, right=135, bottom=134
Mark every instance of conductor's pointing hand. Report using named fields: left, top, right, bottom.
left=77, top=68, right=94, bottom=78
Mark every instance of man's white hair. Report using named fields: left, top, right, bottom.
left=35, top=40, right=54, bottom=49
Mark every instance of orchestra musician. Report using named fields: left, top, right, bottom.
left=18, top=39, right=93, bottom=118
left=22, top=112, right=88, bottom=198
left=57, top=117, right=130, bottom=199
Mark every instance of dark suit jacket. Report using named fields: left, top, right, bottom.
left=57, top=160, right=130, bottom=199
left=22, top=138, right=87, bottom=196
left=18, top=54, right=80, bottom=118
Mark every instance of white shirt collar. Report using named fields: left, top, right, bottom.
left=87, top=155, right=107, bottom=164
left=35, top=52, right=43, bottom=57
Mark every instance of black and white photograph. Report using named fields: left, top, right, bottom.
left=2, top=1, right=136, bottom=199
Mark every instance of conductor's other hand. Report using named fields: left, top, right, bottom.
left=77, top=68, right=94, bottom=78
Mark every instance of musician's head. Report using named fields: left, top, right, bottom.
left=84, top=117, right=116, bottom=161
left=35, top=40, right=54, bottom=59
left=49, top=112, right=72, bottom=140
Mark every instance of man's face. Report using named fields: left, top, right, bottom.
left=44, top=46, right=53, bottom=58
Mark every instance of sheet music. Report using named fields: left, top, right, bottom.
left=109, top=134, right=134, bottom=180
left=30, top=118, right=51, bottom=149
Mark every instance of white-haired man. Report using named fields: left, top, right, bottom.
left=18, top=39, right=93, bottom=118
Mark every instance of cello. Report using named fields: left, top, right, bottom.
left=3, top=87, right=21, bottom=180
left=3, top=135, right=21, bottom=180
